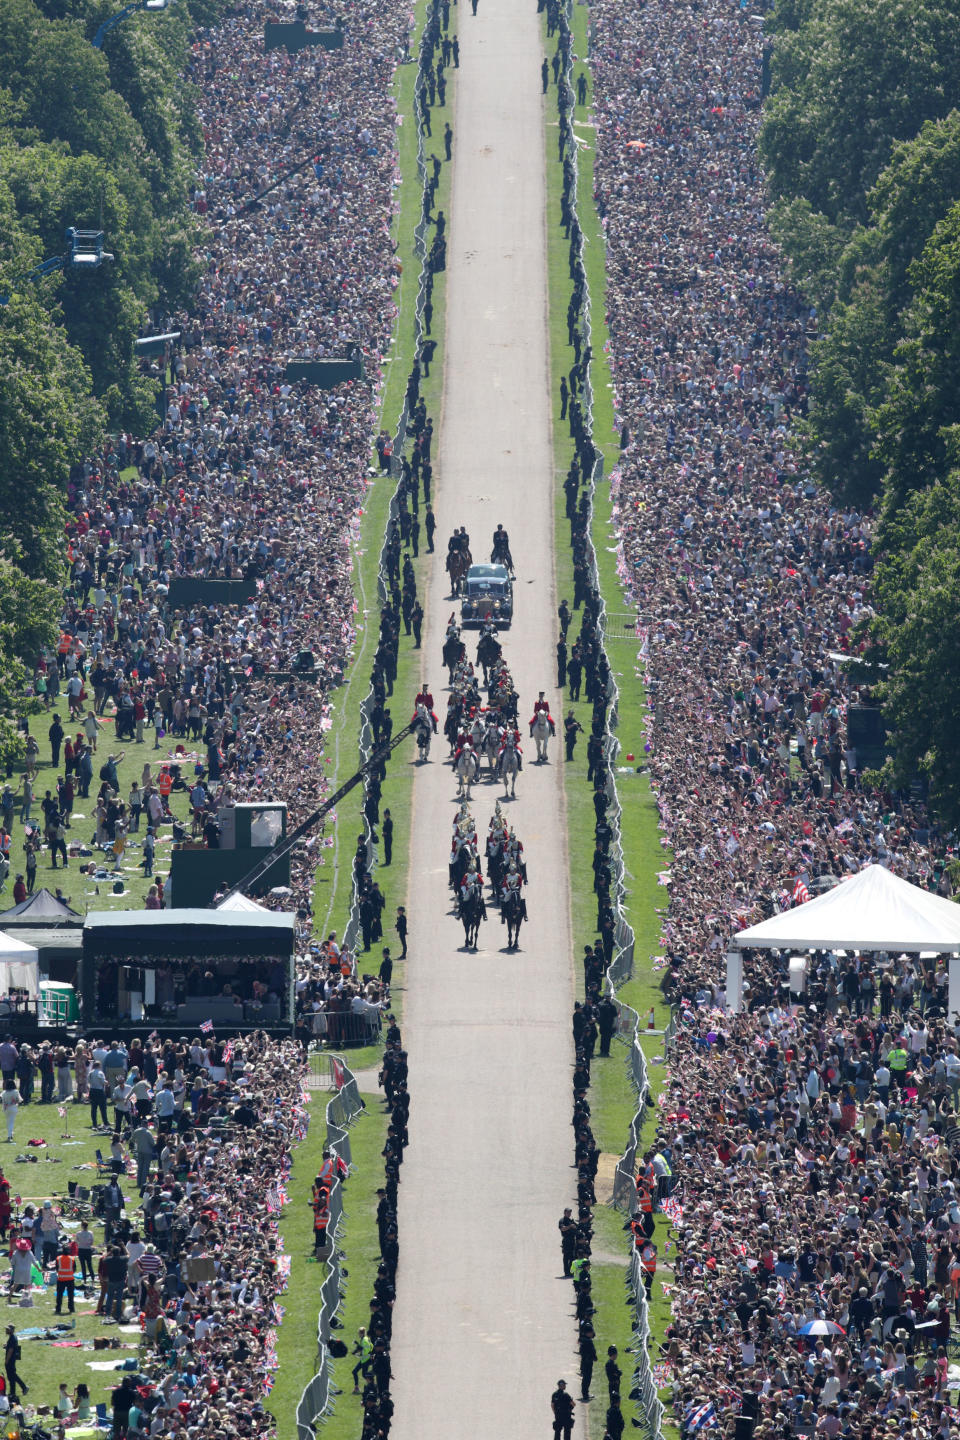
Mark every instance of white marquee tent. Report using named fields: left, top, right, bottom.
left=726, top=865, right=960, bottom=1014
left=734, top=864, right=960, bottom=954
left=0, top=930, right=40, bottom=1000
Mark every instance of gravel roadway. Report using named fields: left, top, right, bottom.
left=388, top=0, right=578, bottom=1433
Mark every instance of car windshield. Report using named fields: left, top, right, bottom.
left=467, top=564, right=509, bottom=580
left=468, top=578, right=507, bottom=594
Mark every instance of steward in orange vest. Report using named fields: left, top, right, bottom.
left=55, top=1249, right=77, bottom=1314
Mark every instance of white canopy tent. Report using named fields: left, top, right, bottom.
left=0, top=930, right=40, bottom=1000
left=727, top=865, right=960, bottom=1014
left=215, top=892, right=267, bottom=913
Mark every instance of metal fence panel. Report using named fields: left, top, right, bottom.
left=555, top=6, right=664, bottom=1435
left=295, top=1055, right=366, bottom=1438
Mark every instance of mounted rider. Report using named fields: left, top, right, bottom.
left=459, top=858, right=484, bottom=900
left=497, top=725, right=523, bottom=773
left=491, top=524, right=514, bottom=575
left=443, top=615, right=465, bottom=674
left=528, top=691, right=555, bottom=736
left=500, top=859, right=526, bottom=912
left=476, top=621, right=502, bottom=678
left=503, top=828, right=527, bottom=881
left=413, top=683, right=439, bottom=732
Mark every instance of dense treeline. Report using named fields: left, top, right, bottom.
left=0, top=0, right=219, bottom=762
left=761, top=0, right=960, bottom=822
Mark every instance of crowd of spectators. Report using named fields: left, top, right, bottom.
left=3, top=0, right=431, bottom=1426
left=4, top=1033, right=307, bottom=1437
left=24, top=0, right=412, bottom=932
left=582, top=0, right=960, bottom=1436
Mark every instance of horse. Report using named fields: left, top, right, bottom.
left=414, top=703, right=432, bottom=761
left=446, top=547, right=472, bottom=597
left=455, top=747, right=479, bottom=799
left=531, top=710, right=553, bottom=762
left=498, top=738, right=520, bottom=798
left=486, top=840, right=505, bottom=898
left=482, top=724, right=501, bottom=779
left=444, top=701, right=462, bottom=753
left=449, top=838, right=475, bottom=891
left=442, top=627, right=465, bottom=680
left=457, top=880, right=486, bottom=949
left=500, top=886, right=526, bottom=950
left=476, top=629, right=501, bottom=683
left=490, top=538, right=514, bottom=575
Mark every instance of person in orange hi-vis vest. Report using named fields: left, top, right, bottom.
left=55, top=1247, right=77, bottom=1315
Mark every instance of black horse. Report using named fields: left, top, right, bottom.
left=457, top=886, right=486, bottom=949
left=476, top=630, right=501, bottom=683
left=486, top=839, right=505, bottom=898
left=449, top=844, right=473, bottom=891
left=444, top=699, right=463, bottom=751
left=500, top=887, right=526, bottom=950
left=443, top=628, right=465, bottom=680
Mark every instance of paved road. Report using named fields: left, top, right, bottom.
left=390, top=0, right=577, bottom=1434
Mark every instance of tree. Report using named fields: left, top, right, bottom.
left=0, top=0, right=210, bottom=421
left=761, top=0, right=960, bottom=230
left=783, top=110, right=960, bottom=502
left=873, top=202, right=960, bottom=515
left=869, top=467, right=960, bottom=823
left=0, top=299, right=103, bottom=583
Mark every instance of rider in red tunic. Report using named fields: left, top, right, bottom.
left=528, top=691, right=555, bottom=736
left=413, top=685, right=438, bottom=732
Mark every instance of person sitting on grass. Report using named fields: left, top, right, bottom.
left=73, top=1382, right=91, bottom=1421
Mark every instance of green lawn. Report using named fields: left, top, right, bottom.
left=543, top=8, right=675, bottom=1435
left=272, top=6, right=457, bottom=1434
left=269, top=1097, right=388, bottom=1438
left=284, top=1105, right=386, bottom=1440
left=312, top=0, right=456, bottom=967
left=8, top=712, right=195, bottom=916
left=0, top=1107, right=145, bottom=1413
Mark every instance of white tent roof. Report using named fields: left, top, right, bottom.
left=0, top=931, right=39, bottom=963
left=734, top=865, right=960, bottom=954
left=215, top=892, right=267, bottom=913
left=0, top=930, right=39, bottom=1000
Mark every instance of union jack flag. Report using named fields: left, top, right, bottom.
left=199, top=1019, right=214, bottom=1034
left=792, top=877, right=810, bottom=905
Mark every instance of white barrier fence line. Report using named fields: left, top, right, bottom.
left=346, top=0, right=440, bottom=952
left=295, top=1056, right=366, bottom=1439
left=556, top=6, right=665, bottom=1436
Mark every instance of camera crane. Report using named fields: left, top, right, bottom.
left=216, top=720, right=416, bottom=904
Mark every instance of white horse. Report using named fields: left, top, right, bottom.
left=455, top=747, right=480, bottom=799
left=414, top=703, right=432, bottom=761
left=498, top=738, right=520, bottom=798
left=531, top=710, right=553, bottom=762
left=482, top=724, right=501, bottom=778
left=469, top=714, right=485, bottom=750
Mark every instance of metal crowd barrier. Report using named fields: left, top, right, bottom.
left=556, top=6, right=664, bottom=1437
left=295, top=1056, right=365, bottom=1439
left=346, top=0, right=440, bottom=953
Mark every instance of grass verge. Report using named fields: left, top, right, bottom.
left=274, top=7, right=457, bottom=1434
left=269, top=1099, right=387, bottom=1439
left=2, top=1110, right=138, bottom=1407
left=543, top=6, right=675, bottom=1434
